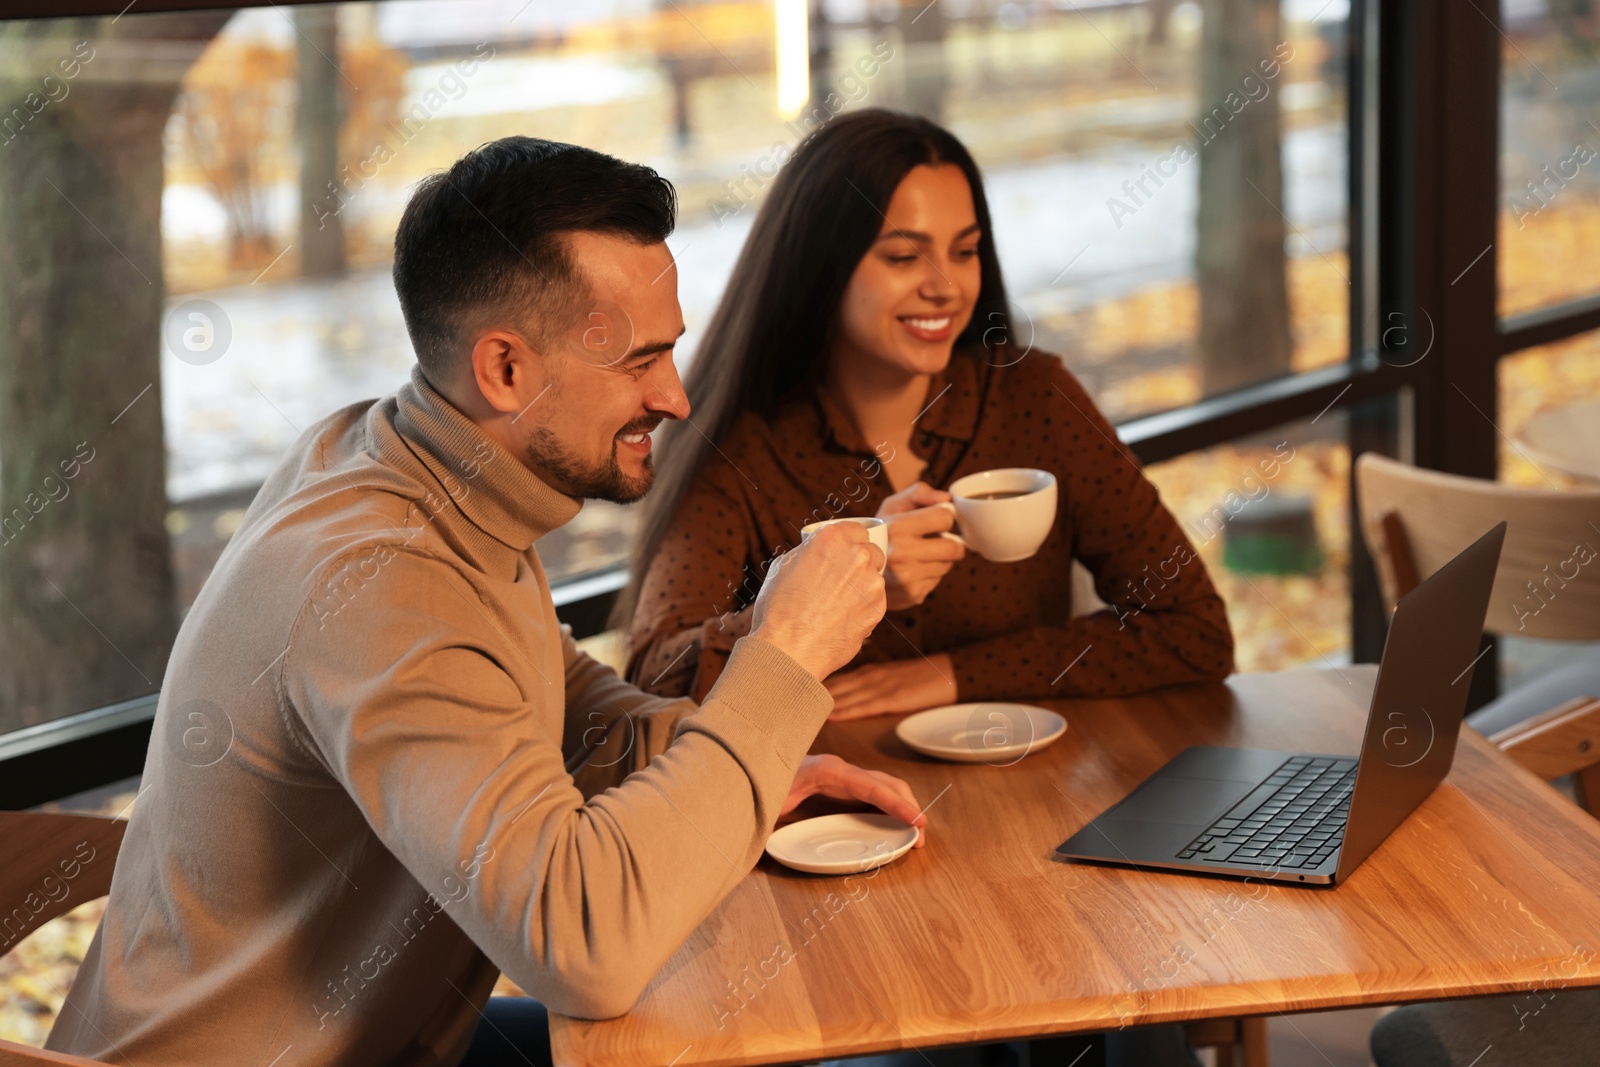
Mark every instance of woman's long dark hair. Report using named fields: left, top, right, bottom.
left=615, top=108, right=1013, bottom=626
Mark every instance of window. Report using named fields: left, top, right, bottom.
left=965, top=0, right=1352, bottom=421
left=1145, top=411, right=1351, bottom=674
left=0, top=0, right=1360, bottom=739
left=1498, top=0, right=1600, bottom=320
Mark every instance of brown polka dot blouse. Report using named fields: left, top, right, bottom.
left=625, top=346, right=1235, bottom=703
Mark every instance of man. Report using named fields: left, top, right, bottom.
left=47, top=137, right=923, bottom=1067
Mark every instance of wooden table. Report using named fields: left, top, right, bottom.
left=1516, top=397, right=1600, bottom=484
left=549, top=667, right=1600, bottom=1066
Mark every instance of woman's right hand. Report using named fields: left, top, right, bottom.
left=876, top=482, right=966, bottom=611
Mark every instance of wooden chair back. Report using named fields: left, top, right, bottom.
left=1186, top=1016, right=1270, bottom=1067
left=1354, top=453, right=1600, bottom=818
left=0, top=812, right=127, bottom=1067
left=1354, top=452, right=1600, bottom=640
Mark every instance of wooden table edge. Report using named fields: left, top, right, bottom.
left=548, top=667, right=1600, bottom=1067
left=551, top=967, right=1600, bottom=1067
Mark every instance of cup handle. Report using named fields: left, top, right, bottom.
left=935, top=501, right=967, bottom=548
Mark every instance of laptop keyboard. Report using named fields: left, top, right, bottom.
left=1177, top=756, right=1358, bottom=870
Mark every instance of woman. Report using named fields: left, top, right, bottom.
left=622, top=108, right=1233, bottom=717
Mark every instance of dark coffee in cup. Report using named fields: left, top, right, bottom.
left=939, top=468, right=1058, bottom=562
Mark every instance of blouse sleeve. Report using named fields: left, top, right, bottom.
left=942, top=364, right=1235, bottom=700
left=626, top=463, right=763, bottom=703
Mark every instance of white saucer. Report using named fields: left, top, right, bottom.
left=895, top=702, right=1067, bottom=764
left=765, top=813, right=919, bottom=875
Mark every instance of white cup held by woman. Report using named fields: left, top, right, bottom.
left=937, top=468, right=1057, bottom=562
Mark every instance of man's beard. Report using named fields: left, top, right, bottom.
left=526, top=423, right=656, bottom=504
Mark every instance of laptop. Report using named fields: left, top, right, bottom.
left=1055, top=521, right=1507, bottom=886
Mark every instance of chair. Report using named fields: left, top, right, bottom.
left=1354, top=451, right=1600, bottom=809
left=1357, top=453, right=1600, bottom=1067
left=1183, top=1017, right=1269, bottom=1067
left=0, top=812, right=126, bottom=1067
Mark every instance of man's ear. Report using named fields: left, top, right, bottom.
left=469, top=329, right=541, bottom=416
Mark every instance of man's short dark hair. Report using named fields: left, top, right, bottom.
left=392, top=136, right=676, bottom=384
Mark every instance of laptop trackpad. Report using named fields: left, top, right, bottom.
left=1106, top=774, right=1259, bottom=828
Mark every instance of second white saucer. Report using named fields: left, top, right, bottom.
left=895, top=702, right=1067, bottom=764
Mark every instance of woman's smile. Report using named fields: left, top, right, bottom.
left=898, top=314, right=955, bottom=343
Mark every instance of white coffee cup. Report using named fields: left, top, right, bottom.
left=800, top=516, right=890, bottom=574
left=937, top=468, right=1058, bottom=562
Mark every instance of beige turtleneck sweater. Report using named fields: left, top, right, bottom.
left=46, top=368, right=831, bottom=1067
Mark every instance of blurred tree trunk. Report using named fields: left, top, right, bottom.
left=807, top=0, right=832, bottom=114
left=661, top=54, right=691, bottom=148
left=1195, top=0, right=1293, bottom=396
left=0, top=12, right=231, bottom=731
left=296, top=4, right=346, bottom=277
left=898, top=0, right=947, bottom=120
left=654, top=0, right=693, bottom=149
left=1147, top=0, right=1177, bottom=45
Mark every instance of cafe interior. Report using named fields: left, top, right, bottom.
left=1, top=1, right=1599, bottom=1065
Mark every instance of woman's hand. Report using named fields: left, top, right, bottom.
left=875, top=482, right=966, bottom=611
left=825, top=653, right=957, bottom=720
left=780, top=754, right=928, bottom=845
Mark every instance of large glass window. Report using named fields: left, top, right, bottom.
left=960, top=0, right=1352, bottom=421
left=1499, top=0, right=1600, bottom=319
left=0, top=0, right=1353, bottom=738
left=1144, top=412, right=1351, bottom=674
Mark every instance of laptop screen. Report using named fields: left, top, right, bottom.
left=1335, top=522, right=1507, bottom=880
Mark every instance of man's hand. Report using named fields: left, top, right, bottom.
left=780, top=754, right=927, bottom=845
left=826, top=654, right=957, bottom=720
left=749, top=522, right=886, bottom=681
left=876, top=482, right=965, bottom=611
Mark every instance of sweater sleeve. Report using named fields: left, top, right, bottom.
left=626, top=468, right=763, bottom=703
left=558, top=624, right=697, bottom=798
left=943, top=365, right=1235, bottom=700
left=283, top=548, right=830, bottom=1020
